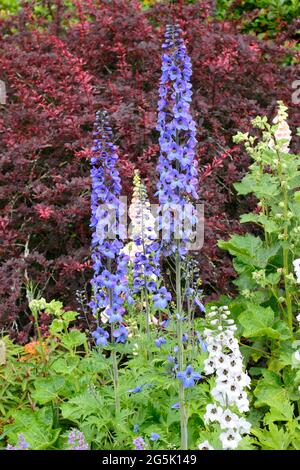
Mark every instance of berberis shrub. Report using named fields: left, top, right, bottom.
left=0, top=0, right=299, bottom=337
left=1, top=7, right=300, bottom=450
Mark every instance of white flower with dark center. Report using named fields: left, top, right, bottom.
left=219, top=409, right=239, bottom=430
left=234, top=372, right=251, bottom=388
left=236, top=393, right=250, bottom=413
left=237, top=417, right=251, bottom=435
left=220, top=430, right=242, bottom=450
left=128, top=170, right=157, bottom=244
left=207, top=343, right=222, bottom=357
left=204, top=358, right=216, bottom=375
left=211, top=387, right=226, bottom=406
left=204, top=404, right=223, bottom=424
left=198, top=440, right=214, bottom=450
left=226, top=383, right=243, bottom=404
left=202, top=305, right=251, bottom=449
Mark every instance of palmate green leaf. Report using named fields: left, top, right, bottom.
left=254, top=371, right=294, bottom=421
left=238, top=305, right=280, bottom=339
left=219, top=234, right=279, bottom=268
left=31, top=376, right=65, bottom=404
left=50, top=356, right=80, bottom=375
left=3, top=407, right=60, bottom=450
left=61, top=330, right=86, bottom=349
left=234, top=173, right=279, bottom=198
left=240, top=213, right=278, bottom=233
left=49, top=318, right=64, bottom=334
left=62, top=311, right=78, bottom=322
left=219, top=234, right=262, bottom=259
left=251, top=423, right=292, bottom=450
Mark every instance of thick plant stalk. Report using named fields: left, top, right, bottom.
left=176, top=246, right=188, bottom=450
left=111, top=348, right=120, bottom=416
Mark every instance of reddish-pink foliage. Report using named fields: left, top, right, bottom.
left=0, top=0, right=299, bottom=338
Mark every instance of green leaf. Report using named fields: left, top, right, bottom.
left=252, top=423, right=292, bottom=450
left=49, top=318, right=64, bottom=334
left=62, top=311, right=78, bottom=322
left=3, top=408, right=60, bottom=450
left=61, top=391, right=104, bottom=421
left=45, top=299, right=64, bottom=316
left=240, top=213, right=278, bottom=233
left=61, top=330, right=86, bottom=349
left=239, top=305, right=279, bottom=339
left=50, top=356, right=79, bottom=375
left=218, top=234, right=279, bottom=268
left=31, top=376, right=65, bottom=404
left=219, top=234, right=262, bottom=259
left=234, top=173, right=279, bottom=198
left=254, top=372, right=294, bottom=422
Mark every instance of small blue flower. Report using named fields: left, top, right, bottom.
left=128, top=385, right=143, bottom=394
left=194, top=296, right=206, bottom=313
left=133, top=437, right=146, bottom=450
left=182, top=333, right=188, bottom=343
left=171, top=403, right=180, bottom=409
left=150, top=433, right=160, bottom=441
left=197, top=333, right=207, bottom=353
left=133, top=424, right=139, bottom=433
left=99, top=270, right=116, bottom=289
left=113, top=325, right=128, bottom=343
left=155, top=337, right=167, bottom=348
left=153, top=287, right=172, bottom=310
left=92, top=327, right=109, bottom=346
left=177, top=365, right=201, bottom=389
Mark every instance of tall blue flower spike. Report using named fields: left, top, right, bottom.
left=89, top=110, right=129, bottom=342
left=156, top=24, right=198, bottom=256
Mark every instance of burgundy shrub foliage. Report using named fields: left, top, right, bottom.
left=0, top=0, right=299, bottom=339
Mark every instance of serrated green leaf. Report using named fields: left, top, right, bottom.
left=239, top=305, right=279, bottom=339
left=61, top=330, right=86, bottom=349
left=50, top=356, right=79, bottom=375
left=3, top=408, right=60, bottom=450
left=32, top=376, right=65, bottom=404
left=254, top=372, right=294, bottom=421
left=251, top=423, right=292, bottom=450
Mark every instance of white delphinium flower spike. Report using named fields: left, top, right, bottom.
left=202, top=305, right=251, bottom=450
left=293, top=259, right=300, bottom=284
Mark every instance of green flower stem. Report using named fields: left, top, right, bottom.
left=108, top=278, right=120, bottom=417
left=144, top=287, right=151, bottom=338
left=175, top=245, right=188, bottom=450
left=276, top=147, right=293, bottom=331
left=111, top=347, right=120, bottom=416
left=32, top=310, right=47, bottom=364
